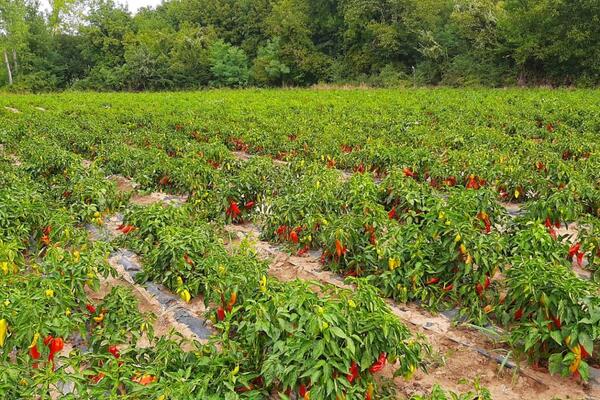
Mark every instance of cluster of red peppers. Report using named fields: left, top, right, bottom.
left=117, top=224, right=136, bottom=234
left=568, top=243, right=585, bottom=267
left=226, top=200, right=254, bottom=221
left=465, top=174, right=486, bottom=190
left=275, top=225, right=302, bottom=244
left=231, top=137, right=249, bottom=152
left=41, top=335, right=64, bottom=370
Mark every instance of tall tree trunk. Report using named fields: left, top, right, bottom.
left=3, top=50, right=13, bottom=85
left=12, top=49, right=18, bottom=74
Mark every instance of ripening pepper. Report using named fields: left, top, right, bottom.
left=227, top=292, right=237, bottom=312
left=365, top=383, right=374, bottom=400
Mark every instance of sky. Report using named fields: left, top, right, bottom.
left=40, top=0, right=163, bottom=14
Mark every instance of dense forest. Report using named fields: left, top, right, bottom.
left=1, top=0, right=599, bottom=91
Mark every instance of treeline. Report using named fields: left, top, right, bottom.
left=1, top=0, right=599, bottom=91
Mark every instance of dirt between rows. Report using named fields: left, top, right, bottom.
left=225, top=223, right=599, bottom=400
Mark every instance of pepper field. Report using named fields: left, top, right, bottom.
left=0, top=89, right=599, bottom=399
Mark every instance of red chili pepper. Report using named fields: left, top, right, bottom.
left=335, top=239, right=347, bottom=258
left=475, top=283, right=484, bottom=296
left=216, top=307, right=226, bottom=321
left=344, top=269, right=358, bottom=277
left=276, top=225, right=288, bottom=237
left=347, top=361, right=359, bottom=383
left=569, top=243, right=581, bottom=257
left=554, top=219, right=561, bottom=229
left=576, top=252, right=584, bottom=266
left=226, top=201, right=241, bottom=219
left=244, top=201, right=255, bottom=209
left=183, top=253, right=194, bottom=266
left=297, top=245, right=310, bottom=256
left=369, top=353, right=387, bottom=373
left=86, top=304, right=97, bottom=314
left=388, top=207, right=396, bottom=220
left=403, top=167, right=416, bottom=178
left=514, top=308, right=524, bottom=320
left=442, top=284, right=453, bottom=292
left=426, top=277, right=440, bottom=285
left=43, top=335, right=53, bottom=346
left=299, top=383, right=308, bottom=397
left=30, top=345, right=41, bottom=368
left=108, top=345, right=120, bottom=359
left=551, top=316, right=561, bottom=329
left=236, top=384, right=255, bottom=393
left=90, top=372, right=105, bottom=384
left=46, top=337, right=64, bottom=369
left=580, top=344, right=590, bottom=359
left=290, top=231, right=299, bottom=244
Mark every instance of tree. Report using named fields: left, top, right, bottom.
left=251, top=37, right=289, bottom=86
left=267, top=0, right=330, bottom=84
left=0, top=0, right=28, bottom=85
left=501, top=0, right=600, bottom=85
left=208, top=39, right=249, bottom=87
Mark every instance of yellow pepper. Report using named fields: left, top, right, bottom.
left=403, top=363, right=417, bottom=380
left=45, top=289, right=55, bottom=298
left=93, top=313, right=105, bottom=323
left=259, top=275, right=267, bottom=293
left=29, top=332, right=40, bottom=349
left=388, top=258, right=399, bottom=271
left=179, top=289, right=191, bottom=303
left=0, top=319, right=7, bottom=347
